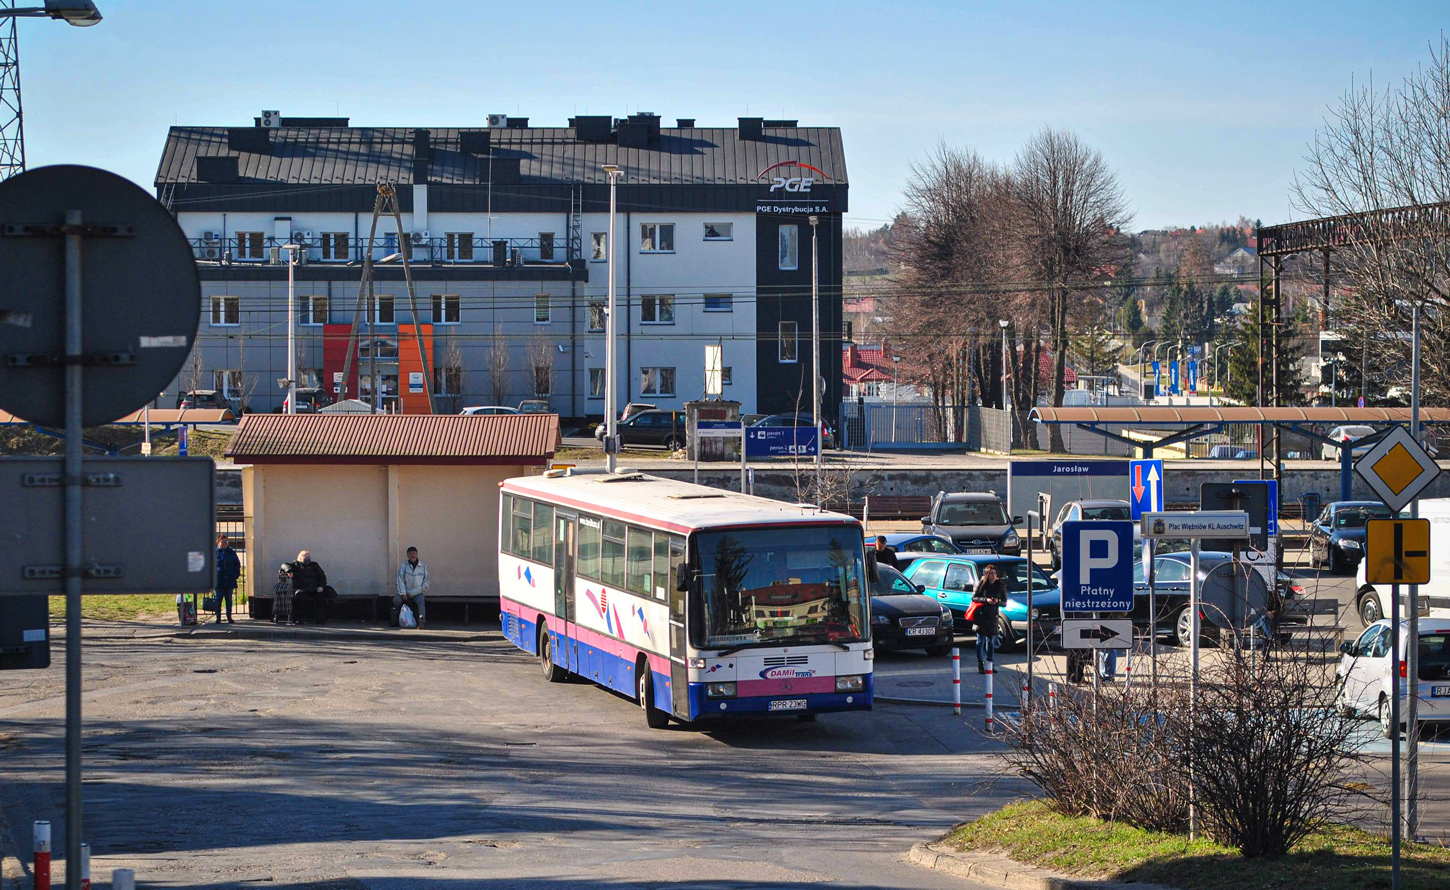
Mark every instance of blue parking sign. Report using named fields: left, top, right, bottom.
left=1060, top=520, right=1135, bottom=612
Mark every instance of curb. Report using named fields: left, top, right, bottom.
left=51, top=622, right=493, bottom=645
left=875, top=695, right=986, bottom=709
left=907, top=843, right=1177, bottom=890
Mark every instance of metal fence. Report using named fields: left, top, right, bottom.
left=840, top=403, right=1011, bottom=453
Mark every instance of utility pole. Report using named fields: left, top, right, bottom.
left=602, top=164, right=622, bottom=472
left=0, top=1, right=24, bottom=180
left=1407, top=300, right=1423, bottom=839
left=809, top=214, right=822, bottom=491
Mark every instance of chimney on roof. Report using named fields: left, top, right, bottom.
left=676, top=118, right=695, bottom=128
left=738, top=117, right=763, bottom=140
left=572, top=115, right=613, bottom=142
left=505, top=117, right=529, bottom=128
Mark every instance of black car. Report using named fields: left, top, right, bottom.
left=869, top=564, right=955, bottom=655
left=1115, top=551, right=1305, bottom=647
left=920, top=491, right=1022, bottom=555
left=595, top=409, right=685, bottom=450
left=751, top=413, right=837, bottom=449
left=1309, top=501, right=1397, bottom=575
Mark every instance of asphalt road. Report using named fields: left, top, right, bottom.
left=1, top=630, right=1025, bottom=890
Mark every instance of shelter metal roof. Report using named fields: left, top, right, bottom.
left=1030, top=407, right=1450, bottom=425
left=224, top=413, right=559, bottom=465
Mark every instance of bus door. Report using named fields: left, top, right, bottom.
left=668, top=535, right=690, bottom=717
left=554, top=511, right=577, bottom=671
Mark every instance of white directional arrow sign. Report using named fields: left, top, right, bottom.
left=1061, top=618, right=1134, bottom=649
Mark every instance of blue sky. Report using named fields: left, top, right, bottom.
left=16, top=1, right=1445, bottom=231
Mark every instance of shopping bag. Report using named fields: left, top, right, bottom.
left=399, top=603, right=417, bottom=629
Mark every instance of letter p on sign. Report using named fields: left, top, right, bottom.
left=1079, top=530, right=1118, bottom=585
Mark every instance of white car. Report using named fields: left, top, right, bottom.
left=1336, top=618, right=1450, bottom=737
left=460, top=406, right=520, bottom=416
left=1321, top=425, right=1378, bottom=461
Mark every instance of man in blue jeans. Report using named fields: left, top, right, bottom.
left=971, top=564, right=1006, bottom=673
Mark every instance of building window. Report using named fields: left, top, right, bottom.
left=588, top=368, right=605, bottom=398
left=591, top=232, right=607, bottom=261
left=588, top=300, right=605, bottom=332
left=703, top=293, right=733, bottom=312
left=360, top=336, right=398, bottom=360
left=539, top=232, right=555, bottom=261
left=779, top=321, right=798, bottom=363
left=299, top=368, right=322, bottom=388
left=639, top=223, right=674, bottom=253
left=213, top=369, right=243, bottom=398
left=434, top=365, right=463, bottom=396
left=534, top=294, right=550, bottom=324
left=432, top=294, right=460, bottom=325
left=703, top=222, right=733, bottom=241
left=722, top=366, right=733, bottom=386
left=235, top=231, right=264, bottom=260
left=640, top=367, right=675, bottom=396
left=210, top=295, right=239, bottom=326
left=300, top=295, right=328, bottom=326
left=641, top=295, right=674, bottom=324
left=446, top=232, right=474, bottom=261
left=374, top=294, right=395, bottom=325
left=778, top=224, right=799, bottom=271
left=320, top=232, right=349, bottom=261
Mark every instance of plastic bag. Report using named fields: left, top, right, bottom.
left=398, top=603, right=417, bottom=629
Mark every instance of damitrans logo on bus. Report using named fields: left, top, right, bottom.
left=759, top=665, right=817, bottom=679
left=757, top=160, right=831, bottom=193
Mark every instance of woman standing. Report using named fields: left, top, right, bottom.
left=971, top=563, right=1006, bottom=673
left=214, top=533, right=241, bottom=623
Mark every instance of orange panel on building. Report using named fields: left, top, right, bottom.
left=397, top=324, right=434, bottom=414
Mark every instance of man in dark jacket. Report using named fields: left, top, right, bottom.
left=214, top=534, right=242, bottom=624
left=873, top=536, right=900, bottom=570
left=287, top=550, right=335, bottom=624
left=971, top=563, right=1006, bottom=673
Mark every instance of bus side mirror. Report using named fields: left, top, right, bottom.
left=865, top=550, right=879, bottom=582
left=676, top=562, right=692, bottom=592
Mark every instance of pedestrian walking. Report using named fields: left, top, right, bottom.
left=394, top=546, right=429, bottom=629
left=213, top=533, right=241, bottom=624
left=971, top=563, right=1006, bottom=673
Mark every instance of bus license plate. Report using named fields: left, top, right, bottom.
left=1433, top=685, right=1450, bottom=697
left=905, top=627, right=934, bottom=636
left=768, top=698, right=808, bottom=711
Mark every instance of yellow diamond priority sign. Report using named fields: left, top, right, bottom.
left=1365, top=518, right=1431, bottom=585
left=1355, top=426, right=1442, bottom=512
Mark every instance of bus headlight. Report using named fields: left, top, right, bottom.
left=689, top=657, right=708, bottom=668
left=835, top=675, right=865, bottom=693
left=705, top=682, right=736, bottom=699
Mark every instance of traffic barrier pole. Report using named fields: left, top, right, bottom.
left=1049, top=683, right=1058, bottom=709
left=951, top=647, right=961, bottom=716
left=80, top=841, right=90, bottom=890
left=112, top=869, right=135, bottom=890
left=984, top=659, right=994, bottom=732
left=34, top=821, right=51, bottom=890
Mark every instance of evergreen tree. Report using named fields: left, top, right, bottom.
left=1071, top=320, right=1125, bottom=385
left=1222, top=289, right=1308, bottom=405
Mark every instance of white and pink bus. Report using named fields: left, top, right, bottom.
left=498, top=469, right=874, bottom=728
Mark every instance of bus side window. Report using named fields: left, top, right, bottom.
left=512, top=498, right=533, bottom=558
left=653, top=532, right=670, bottom=601
left=578, top=517, right=601, bottom=579
left=669, top=535, right=686, bottom=619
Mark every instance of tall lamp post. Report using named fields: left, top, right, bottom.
left=601, top=164, right=622, bottom=473
left=282, top=242, right=299, bottom=413
left=890, top=354, right=901, bottom=441
left=809, top=214, right=821, bottom=484
left=1136, top=339, right=1157, bottom=398
left=998, top=319, right=1010, bottom=411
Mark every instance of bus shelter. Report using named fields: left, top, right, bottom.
left=1029, top=406, right=1450, bottom=501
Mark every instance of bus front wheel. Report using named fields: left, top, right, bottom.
left=637, top=659, right=670, bottom=729
left=539, top=626, right=566, bottom=683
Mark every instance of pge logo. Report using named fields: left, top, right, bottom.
left=769, top=176, right=815, bottom=193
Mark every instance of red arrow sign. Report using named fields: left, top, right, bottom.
left=1132, top=464, right=1145, bottom=502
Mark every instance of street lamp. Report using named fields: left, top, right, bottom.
left=999, top=319, right=1010, bottom=412
left=282, top=243, right=300, bottom=413
left=809, top=214, right=821, bottom=481
left=1212, top=344, right=1238, bottom=401
left=601, top=163, right=622, bottom=473
left=1, top=1, right=102, bottom=26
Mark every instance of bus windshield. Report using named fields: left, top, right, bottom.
left=693, top=526, right=868, bottom=649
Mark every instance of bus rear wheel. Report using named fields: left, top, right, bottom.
left=637, top=659, right=670, bottom=729
left=539, top=626, right=566, bottom=683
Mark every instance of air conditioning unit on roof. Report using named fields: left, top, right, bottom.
left=487, top=113, right=508, bottom=128
left=260, top=110, right=281, bottom=129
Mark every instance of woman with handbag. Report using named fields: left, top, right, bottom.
left=971, top=563, right=1007, bottom=673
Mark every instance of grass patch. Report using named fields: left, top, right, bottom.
left=946, top=800, right=1450, bottom=890
left=49, top=594, right=182, bottom=622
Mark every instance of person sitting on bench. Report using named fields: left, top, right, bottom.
left=286, top=550, right=336, bottom=625
left=394, top=546, right=429, bottom=629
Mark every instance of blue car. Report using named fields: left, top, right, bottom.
left=879, top=533, right=960, bottom=569
left=902, top=554, right=1059, bottom=652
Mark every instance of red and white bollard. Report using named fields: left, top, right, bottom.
left=951, top=647, right=961, bottom=716
left=984, top=659, right=994, bottom=732
left=34, top=820, right=51, bottom=890
left=80, top=841, right=91, bottom=890
left=1049, top=682, right=1058, bottom=708
left=112, top=868, right=135, bottom=890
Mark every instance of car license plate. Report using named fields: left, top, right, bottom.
left=905, top=627, right=934, bottom=636
left=1433, top=685, right=1450, bottom=697
left=964, top=548, right=992, bottom=554
left=768, top=698, right=808, bottom=711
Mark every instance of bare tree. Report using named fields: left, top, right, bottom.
left=482, top=327, right=510, bottom=406
left=528, top=336, right=556, bottom=399
left=1012, top=128, right=1131, bottom=450
left=1292, top=37, right=1450, bottom=403
left=183, top=345, right=204, bottom=398
left=437, top=330, right=464, bottom=414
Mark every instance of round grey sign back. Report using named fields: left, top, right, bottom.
left=0, top=165, right=200, bottom=427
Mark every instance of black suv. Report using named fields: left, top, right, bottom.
left=920, top=492, right=1022, bottom=555
left=596, top=409, right=685, bottom=450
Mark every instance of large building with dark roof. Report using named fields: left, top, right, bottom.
left=154, top=112, right=847, bottom=418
